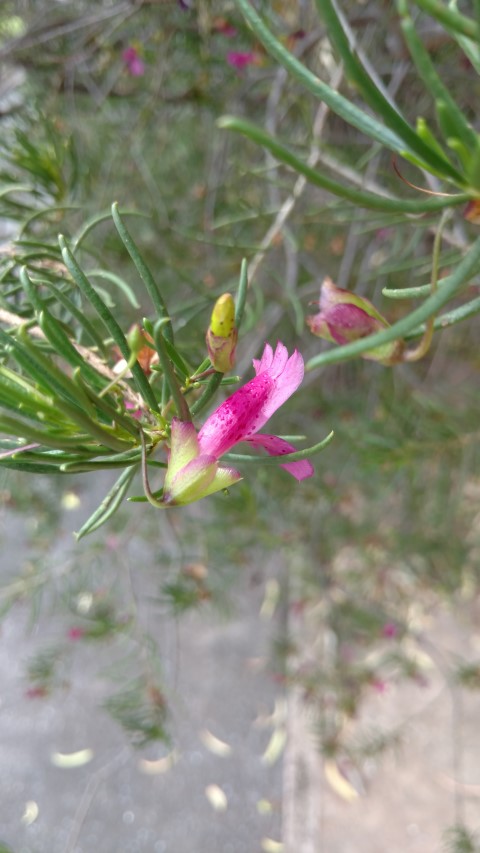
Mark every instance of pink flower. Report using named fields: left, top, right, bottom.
left=125, top=400, right=144, bottom=420
left=213, top=18, right=238, bottom=37
left=381, top=622, right=398, bottom=639
left=464, top=200, right=480, bottom=223
left=307, top=277, right=404, bottom=365
left=161, top=342, right=314, bottom=506
left=25, top=685, right=48, bottom=699
left=122, top=46, right=145, bottom=77
left=227, top=51, right=255, bottom=71
left=67, top=627, right=85, bottom=641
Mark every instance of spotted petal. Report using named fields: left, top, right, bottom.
left=198, top=342, right=304, bottom=457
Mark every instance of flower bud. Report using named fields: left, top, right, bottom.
left=307, top=277, right=404, bottom=365
left=206, top=293, right=238, bottom=373
left=464, top=199, right=480, bottom=224
left=113, top=324, right=158, bottom=375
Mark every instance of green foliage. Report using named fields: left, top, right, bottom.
left=1, top=2, right=480, bottom=846
left=25, top=645, right=66, bottom=694
left=103, top=679, right=170, bottom=747
left=444, top=825, right=480, bottom=853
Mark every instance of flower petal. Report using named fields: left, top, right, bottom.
left=252, top=343, right=304, bottom=425
left=251, top=341, right=274, bottom=374
left=198, top=343, right=305, bottom=458
left=245, top=433, right=314, bottom=481
left=326, top=303, right=385, bottom=345
left=198, top=369, right=274, bottom=456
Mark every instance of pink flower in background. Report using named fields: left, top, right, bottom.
left=161, top=342, right=314, bottom=506
left=125, top=400, right=143, bottom=420
left=227, top=51, right=255, bottom=71
left=307, top=276, right=404, bottom=365
left=25, top=686, right=48, bottom=699
left=464, top=199, right=480, bottom=223
left=67, top=627, right=85, bottom=641
left=122, top=46, right=145, bottom=77
left=381, top=622, right=398, bottom=639
left=214, top=19, right=238, bottom=37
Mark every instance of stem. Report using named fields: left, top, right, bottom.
left=404, top=296, right=480, bottom=339
left=153, top=320, right=191, bottom=422
left=139, top=428, right=164, bottom=508
left=189, top=372, right=224, bottom=418
left=403, top=210, right=450, bottom=361
left=224, top=432, right=335, bottom=466
left=235, top=259, right=248, bottom=329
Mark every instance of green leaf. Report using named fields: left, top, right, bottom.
left=0, top=328, right=133, bottom=451
left=0, top=413, right=89, bottom=449
left=33, top=277, right=107, bottom=355
left=111, top=203, right=173, bottom=342
left=235, top=258, right=248, bottom=330
left=59, top=234, right=160, bottom=413
left=152, top=320, right=191, bottom=421
left=189, top=371, right=223, bottom=418
left=399, top=5, right=477, bottom=152
left=413, top=0, right=479, bottom=39
left=404, top=296, right=480, bottom=338
left=224, top=432, right=335, bottom=465
left=232, top=0, right=466, bottom=176
left=315, top=0, right=462, bottom=182
left=75, top=466, right=138, bottom=540
left=73, top=207, right=149, bottom=251
left=88, top=270, right=141, bottom=309
left=163, top=338, right=191, bottom=382
left=218, top=116, right=468, bottom=213
left=0, top=325, right=94, bottom=416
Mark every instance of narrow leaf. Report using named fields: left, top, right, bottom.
left=218, top=116, right=468, bottom=213
left=224, top=431, right=334, bottom=465
left=59, top=234, right=160, bottom=413
left=231, top=0, right=463, bottom=165
left=111, top=203, right=173, bottom=342
left=399, top=5, right=477, bottom=150
left=413, top=0, right=479, bottom=39
left=235, top=259, right=248, bottom=329
left=315, top=0, right=462, bottom=181
left=75, top=466, right=138, bottom=540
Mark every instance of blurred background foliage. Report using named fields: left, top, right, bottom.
left=1, top=1, right=480, bottom=849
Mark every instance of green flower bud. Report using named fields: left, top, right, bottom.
left=206, top=293, right=238, bottom=373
